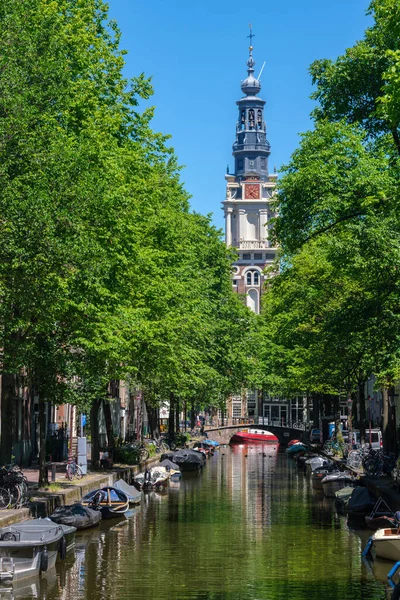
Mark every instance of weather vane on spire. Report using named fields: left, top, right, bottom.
left=247, top=24, right=255, bottom=48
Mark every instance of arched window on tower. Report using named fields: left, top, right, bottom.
left=241, top=110, right=245, bottom=129
left=257, top=109, right=262, bottom=128
left=249, top=109, right=255, bottom=129
left=246, top=270, right=261, bottom=286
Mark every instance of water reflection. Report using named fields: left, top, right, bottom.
left=8, top=446, right=393, bottom=600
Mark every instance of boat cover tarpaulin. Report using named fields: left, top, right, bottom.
left=114, top=479, right=141, bottom=503
left=161, top=449, right=205, bottom=466
left=50, top=504, right=102, bottom=529
left=347, top=487, right=375, bottom=514
left=159, top=459, right=180, bottom=471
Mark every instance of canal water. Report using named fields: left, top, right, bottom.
left=21, top=445, right=395, bottom=599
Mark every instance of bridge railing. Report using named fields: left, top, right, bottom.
left=257, top=417, right=306, bottom=430
left=205, top=418, right=307, bottom=430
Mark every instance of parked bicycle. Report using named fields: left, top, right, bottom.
left=66, top=456, right=84, bottom=481
left=0, top=465, right=29, bottom=509
left=362, top=449, right=396, bottom=476
left=147, top=438, right=170, bottom=454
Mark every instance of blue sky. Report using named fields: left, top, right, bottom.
left=108, top=0, right=371, bottom=231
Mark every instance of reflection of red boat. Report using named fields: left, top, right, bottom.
left=230, top=428, right=279, bottom=444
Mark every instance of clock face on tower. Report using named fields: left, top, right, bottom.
left=244, top=184, right=260, bottom=200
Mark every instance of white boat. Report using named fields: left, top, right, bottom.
left=0, top=519, right=75, bottom=583
left=321, top=472, right=356, bottom=497
left=305, top=456, right=330, bottom=474
left=372, top=527, right=400, bottom=561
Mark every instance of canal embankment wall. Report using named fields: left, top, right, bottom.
left=0, top=455, right=162, bottom=528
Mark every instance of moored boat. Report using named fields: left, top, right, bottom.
left=50, top=504, right=102, bottom=530
left=311, top=466, right=339, bottom=490
left=0, top=519, right=73, bottom=583
left=321, top=472, right=356, bottom=497
left=230, top=428, right=279, bottom=444
left=365, top=498, right=397, bottom=530
left=81, top=487, right=129, bottom=519
left=372, top=527, right=400, bottom=561
left=161, top=449, right=206, bottom=472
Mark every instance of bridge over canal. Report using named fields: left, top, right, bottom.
left=205, top=423, right=306, bottom=446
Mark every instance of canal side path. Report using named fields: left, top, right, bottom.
left=0, top=453, right=164, bottom=528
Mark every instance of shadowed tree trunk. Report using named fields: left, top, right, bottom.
left=90, top=398, right=101, bottom=470
left=0, top=373, right=16, bottom=466
left=175, top=398, right=180, bottom=433
left=358, top=380, right=366, bottom=445
left=382, top=387, right=390, bottom=452
left=38, top=397, right=48, bottom=487
left=146, top=404, right=159, bottom=439
left=168, top=392, right=175, bottom=438
left=103, top=398, right=114, bottom=450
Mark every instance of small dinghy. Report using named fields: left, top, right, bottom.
left=113, top=479, right=142, bottom=505
left=321, top=472, right=356, bottom=497
left=159, top=459, right=182, bottom=481
left=81, top=487, right=129, bottom=519
left=372, top=527, right=400, bottom=562
left=286, top=443, right=307, bottom=455
left=311, top=465, right=339, bottom=490
left=305, top=456, right=331, bottom=474
left=365, top=498, right=397, bottom=530
left=50, top=503, right=102, bottom=530
left=335, top=486, right=356, bottom=515
left=134, top=467, right=169, bottom=491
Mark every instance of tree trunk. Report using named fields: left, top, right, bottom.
left=358, top=382, right=366, bottom=445
left=175, top=398, right=180, bottom=433
left=312, top=394, right=320, bottom=428
left=103, top=399, right=115, bottom=450
left=90, top=398, right=101, bottom=470
left=146, top=404, right=159, bottom=439
left=382, top=387, right=390, bottom=452
left=168, top=392, right=175, bottom=438
left=190, top=399, right=195, bottom=429
left=183, top=401, right=187, bottom=432
left=0, top=373, right=16, bottom=466
left=38, top=397, right=48, bottom=488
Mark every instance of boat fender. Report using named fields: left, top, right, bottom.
left=388, top=561, right=400, bottom=589
left=59, top=535, right=67, bottom=560
left=361, top=536, right=373, bottom=557
left=40, top=547, right=49, bottom=572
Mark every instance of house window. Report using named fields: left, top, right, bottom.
left=232, top=402, right=242, bottom=418
left=232, top=279, right=237, bottom=286
left=242, top=253, right=251, bottom=260
left=265, top=252, right=276, bottom=261
left=254, top=253, right=262, bottom=260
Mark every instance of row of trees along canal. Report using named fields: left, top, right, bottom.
left=250, top=0, right=400, bottom=454
left=0, top=0, right=256, bottom=486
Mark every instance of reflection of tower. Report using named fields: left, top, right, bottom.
left=222, top=27, right=278, bottom=315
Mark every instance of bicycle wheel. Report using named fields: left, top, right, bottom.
left=66, top=464, right=74, bottom=481
left=17, top=480, right=29, bottom=505
left=139, top=448, right=149, bottom=462
left=348, top=451, right=362, bottom=469
left=75, top=465, right=83, bottom=480
left=0, top=487, right=11, bottom=509
left=160, top=441, right=170, bottom=453
left=7, top=484, right=21, bottom=509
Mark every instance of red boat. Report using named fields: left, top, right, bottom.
left=230, top=428, right=279, bottom=444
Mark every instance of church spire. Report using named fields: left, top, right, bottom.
left=233, top=28, right=270, bottom=181
left=241, top=24, right=261, bottom=97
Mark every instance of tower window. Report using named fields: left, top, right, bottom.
left=242, top=253, right=251, bottom=260
left=254, top=253, right=262, bottom=260
left=246, top=270, right=261, bottom=286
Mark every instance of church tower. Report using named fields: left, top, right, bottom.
left=222, top=30, right=277, bottom=314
